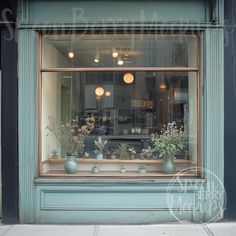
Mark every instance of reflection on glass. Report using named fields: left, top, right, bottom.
left=42, top=34, right=198, bottom=68
left=42, top=71, right=198, bottom=165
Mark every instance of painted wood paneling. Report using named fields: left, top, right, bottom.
left=18, top=29, right=38, bottom=223
left=18, top=0, right=209, bottom=27
left=204, top=28, right=224, bottom=221
left=35, top=182, right=201, bottom=223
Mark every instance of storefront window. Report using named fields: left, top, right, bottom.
left=40, top=32, right=199, bottom=177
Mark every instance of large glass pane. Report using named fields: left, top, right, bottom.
left=41, top=71, right=198, bottom=175
left=42, top=33, right=198, bottom=68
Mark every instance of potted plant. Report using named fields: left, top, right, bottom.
left=118, top=144, right=130, bottom=160
left=94, top=136, right=107, bottom=160
left=129, top=147, right=136, bottom=160
left=141, top=146, right=154, bottom=160
left=46, top=115, right=95, bottom=173
left=151, top=121, right=186, bottom=174
left=51, top=149, right=58, bottom=159
left=111, top=150, right=117, bottom=159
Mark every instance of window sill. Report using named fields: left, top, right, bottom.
left=41, top=158, right=197, bottom=178
left=40, top=170, right=198, bottom=178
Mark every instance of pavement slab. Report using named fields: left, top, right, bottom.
left=1, top=225, right=94, bottom=236
left=0, top=223, right=236, bottom=236
left=97, top=224, right=208, bottom=236
left=205, top=222, right=236, bottom=236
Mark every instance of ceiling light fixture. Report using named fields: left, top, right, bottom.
left=159, top=82, right=168, bottom=90
left=117, top=59, right=124, bottom=66
left=123, top=73, right=134, bottom=84
left=68, top=51, right=75, bottom=59
left=112, top=51, right=118, bottom=58
left=94, top=52, right=100, bottom=63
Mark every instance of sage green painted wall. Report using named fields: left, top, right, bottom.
left=18, top=0, right=224, bottom=28
left=18, top=0, right=224, bottom=223
left=18, top=29, right=38, bottom=223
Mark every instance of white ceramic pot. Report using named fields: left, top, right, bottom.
left=96, top=153, right=103, bottom=160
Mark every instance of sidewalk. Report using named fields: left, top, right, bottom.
left=0, top=222, right=236, bottom=236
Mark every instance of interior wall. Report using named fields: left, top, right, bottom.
left=42, top=40, right=70, bottom=161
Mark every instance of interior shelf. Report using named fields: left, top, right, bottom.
left=41, top=158, right=197, bottom=177
left=43, top=158, right=196, bottom=165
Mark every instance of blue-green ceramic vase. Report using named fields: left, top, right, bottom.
left=64, top=157, right=78, bottom=174
left=162, top=158, right=176, bottom=174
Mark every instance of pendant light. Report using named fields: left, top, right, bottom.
left=95, top=73, right=104, bottom=96
left=159, top=74, right=167, bottom=90
left=159, top=81, right=167, bottom=90
left=112, top=48, right=119, bottom=58
left=94, top=49, right=100, bottom=63
left=68, top=51, right=75, bottom=58
left=95, top=87, right=105, bottom=96
left=117, top=55, right=124, bottom=65
left=105, top=91, right=111, bottom=96
left=68, top=35, right=75, bottom=59
left=123, top=73, right=134, bottom=84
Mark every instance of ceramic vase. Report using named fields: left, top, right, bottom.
left=92, top=166, right=100, bottom=173
left=64, top=156, right=78, bottom=174
left=96, top=153, right=103, bottom=160
left=162, top=158, right=176, bottom=174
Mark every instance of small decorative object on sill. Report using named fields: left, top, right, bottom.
left=91, top=165, right=100, bottom=174
left=123, top=129, right=129, bottom=135
left=184, top=151, right=190, bottom=160
left=106, top=151, right=112, bottom=159
left=94, top=136, right=107, bottom=160
left=141, top=128, right=149, bottom=135
left=139, top=166, right=147, bottom=174
left=140, top=153, right=145, bottom=160
left=141, top=146, right=154, bottom=160
left=129, top=147, right=136, bottom=160
left=151, top=121, right=186, bottom=174
left=84, top=152, right=90, bottom=159
left=111, top=152, right=116, bottom=159
left=118, top=144, right=130, bottom=160
left=119, top=166, right=127, bottom=173
left=51, top=150, right=58, bottom=159
left=64, top=156, right=78, bottom=174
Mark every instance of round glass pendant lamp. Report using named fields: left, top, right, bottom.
left=159, top=82, right=167, bottom=90
left=105, top=91, right=111, bottom=96
left=123, top=73, right=134, bottom=84
left=112, top=51, right=118, bottom=58
left=95, top=86, right=105, bottom=96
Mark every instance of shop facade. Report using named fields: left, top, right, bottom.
left=16, top=0, right=224, bottom=224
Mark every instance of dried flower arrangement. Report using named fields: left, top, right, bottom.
left=46, top=115, right=95, bottom=157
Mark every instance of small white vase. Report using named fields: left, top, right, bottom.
left=92, top=166, right=100, bottom=173
left=96, top=153, right=103, bottom=160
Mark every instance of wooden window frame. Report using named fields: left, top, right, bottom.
left=38, top=31, right=201, bottom=178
